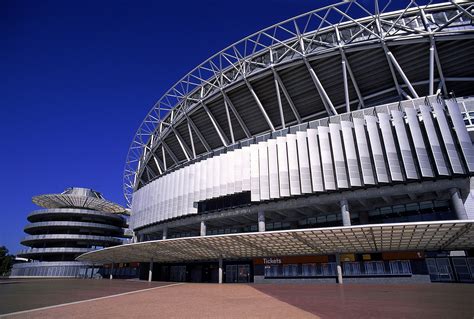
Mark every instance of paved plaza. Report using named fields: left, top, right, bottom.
left=1, top=279, right=473, bottom=318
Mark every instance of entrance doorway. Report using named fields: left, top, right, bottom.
left=426, top=257, right=474, bottom=282
left=225, top=264, right=250, bottom=283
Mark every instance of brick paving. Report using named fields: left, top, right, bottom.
left=1, top=280, right=474, bottom=318
left=253, top=283, right=474, bottom=319
left=0, top=279, right=166, bottom=315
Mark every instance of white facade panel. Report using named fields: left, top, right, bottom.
left=242, top=147, right=251, bottom=191
left=353, top=118, right=375, bottom=185
left=267, top=139, right=280, bottom=199
left=446, top=100, right=474, bottom=172
left=296, top=131, right=312, bottom=194
left=177, top=167, right=184, bottom=216
left=432, top=102, right=464, bottom=174
left=287, top=134, right=301, bottom=195
left=329, top=123, right=349, bottom=189
left=419, top=104, right=450, bottom=176
left=193, top=161, right=200, bottom=205
left=318, top=126, right=336, bottom=190
left=213, top=155, right=220, bottom=198
left=365, top=115, right=389, bottom=183
left=206, top=157, right=213, bottom=198
left=277, top=136, right=290, bottom=197
left=391, top=110, right=418, bottom=180
left=307, top=128, right=324, bottom=192
left=405, top=107, right=434, bottom=178
left=378, top=113, right=403, bottom=181
left=340, top=121, right=362, bottom=187
left=250, top=144, right=260, bottom=202
left=259, top=142, right=270, bottom=201
left=234, top=149, right=243, bottom=193
left=227, top=151, right=235, bottom=195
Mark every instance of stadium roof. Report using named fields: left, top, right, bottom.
left=123, top=0, right=474, bottom=206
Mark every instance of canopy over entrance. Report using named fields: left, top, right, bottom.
left=77, top=220, right=474, bottom=264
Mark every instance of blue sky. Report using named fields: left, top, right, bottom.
left=1, top=0, right=337, bottom=253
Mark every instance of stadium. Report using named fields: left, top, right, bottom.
left=78, top=0, right=474, bottom=284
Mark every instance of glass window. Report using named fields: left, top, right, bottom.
left=389, top=260, right=412, bottom=275
left=283, top=264, right=299, bottom=277
left=364, top=261, right=386, bottom=275
left=343, top=262, right=361, bottom=276
left=302, top=263, right=317, bottom=276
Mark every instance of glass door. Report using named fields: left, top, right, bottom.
left=237, top=265, right=249, bottom=283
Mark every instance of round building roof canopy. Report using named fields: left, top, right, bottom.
left=32, top=187, right=126, bottom=214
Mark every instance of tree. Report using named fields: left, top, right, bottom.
left=0, top=246, right=14, bottom=276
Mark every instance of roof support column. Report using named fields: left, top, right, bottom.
left=218, top=258, right=223, bottom=284
left=303, top=58, right=338, bottom=116
left=335, top=26, right=365, bottom=110
left=109, top=262, right=114, bottom=280
left=386, top=51, right=419, bottom=98
left=450, top=188, right=468, bottom=220
left=148, top=259, right=154, bottom=282
left=223, top=98, right=235, bottom=144
left=270, top=49, right=286, bottom=129
left=200, top=221, right=207, bottom=236
left=201, top=102, right=229, bottom=147
left=342, top=60, right=350, bottom=113
left=335, top=254, right=343, bottom=284
left=258, top=211, right=265, bottom=232
left=340, top=199, right=351, bottom=227
left=245, top=79, right=275, bottom=131
left=272, top=68, right=302, bottom=123
left=221, top=90, right=251, bottom=138
left=162, top=227, right=168, bottom=240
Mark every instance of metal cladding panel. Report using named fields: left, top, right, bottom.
left=366, top=115, right=389, bottom=183
left=213, top=155, right=221, bottom=198
left=219, top=154, right=226, bottom=197
left=378, top=113, right=403, bottom=181
left=234, top=149, right=243, bottom=193
left=277, top=136, right=290, bottom=197
left=193, top=162, right=200, bottom=204
left=353, top=118, right=375, bottom=185
left=166, top=173, right=173, bottom=220
left=183, top=166, right=190, bottom=216
left=186, top=165, right=193, bottom=213
left=391, top=110, right=418, bottom=180
left=296, top=131, right=312, bottom=193
left=242, top=147, right=251, bottom=191
left=250, top=144, right=260, bottom=202
left=329, top=123, right=349, bottom=189
left=419, top=104, right=450, bottom=176
left=287, top=134, right=302, bottom=195
left=307, top=128, right=324, bottom=192
left=318, top=126, right=336, bottom=190
left=258, top=142, right=270, bottom=201
left=433, top=102, right=464, bottom=175
left=177, top=167, right=184, bottom=216
left=173, top=169, right=181, bottom=218
left=227, top=152, right=235, bottom=195
left=340, top=121, right=361, bottom=187
left=163, top=173, right=170, bottom=221
left=405, top=107, right=434, bottom=178
left=206, top=157, right=214, bottom=199
left=447, top=100, right=474, bottom=172
left=268, top=139, right=280, bottom=199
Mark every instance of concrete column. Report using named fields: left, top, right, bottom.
left=148, top=259, right=154, bottom=282
left=138, top=234, right=145, bottom=242
left=341, top=199, right=351, bottom=226
left=162, top=227, right=168, bottom=240
left=90, top=265, right=94, bottom=279
left=218, top=258, right=223, bottom=284
left=335, top=254, right=343, bottom=285
left=109, top=263, right=114, bottom=280
left=359, top=211, right=369, bottom=225
left=200, top=221, right=207, bottom=236
left=258, top=211, right=266, bottom=232
left=450, top=188, right=468, bottom=220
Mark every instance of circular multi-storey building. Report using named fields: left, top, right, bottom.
left=11, top=188, right=127, bottom=277
left=79, top=0, right=474, bottom=284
